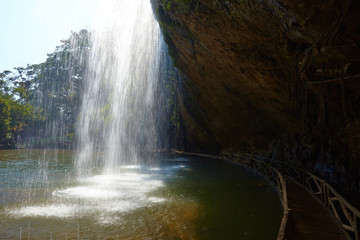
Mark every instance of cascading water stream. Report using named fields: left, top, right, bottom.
left=0, top=1, right=284, bottom=238
left=42, top=0, right=171, bottom=220
left=3, top=0, right=172, bottom=225
left=76, top=0, right=166, bottom=175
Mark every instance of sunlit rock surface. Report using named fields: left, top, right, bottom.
left=152, top=0, right=360, bottom=186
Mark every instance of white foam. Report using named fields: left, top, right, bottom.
left=172, top=165, right=186, bottom=169
left=9, top=171, right=167, bottom=221
left=148, top=197, right=166, bottom=203
left=119, top=165, right=142, bottom=169
left=8, top=204, right=75, bottom=218
left=149, top=167, right=160, bottom=171
left=53, top=186, right=121, bottom=199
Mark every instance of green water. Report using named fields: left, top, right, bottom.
left=0, top=149, right=282, bottom=239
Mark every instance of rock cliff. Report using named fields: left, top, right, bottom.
left=152, top=0, right=360, bottom=189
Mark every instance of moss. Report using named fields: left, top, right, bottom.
left=165, top=1, right=173, bottom=11
left=154, top=3, right=184, bottom=67
left=162, top=29, right=180, bottom=66
left=156, top=2, right=196, bottom=41
left=155, top=5, right=175, bottom=29
left=176, top=0, right=199, bottom=13
left=161, top=0, right=199, bottom=14
left=175, top=0, right=191, bottom=9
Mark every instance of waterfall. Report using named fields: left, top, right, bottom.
left=76, top=0, right=167, bottom=175
left=1, top=0, right=178, bottom=229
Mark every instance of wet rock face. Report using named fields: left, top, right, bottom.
left=152, top=1, right=360, bottom=162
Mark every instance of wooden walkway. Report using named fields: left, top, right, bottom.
left=173, top=151, right=360, bottom=240
left=285, top=179, right=346, bottom=240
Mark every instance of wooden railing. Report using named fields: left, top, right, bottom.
left=220, top=153, right=290, bottom=240
left=172, top=151, right=290, bottom=240
left=223, top=152, right=360, bottom=240
left=173, top=150, right=360, bottom=240
left=281, top=161, right=359, bottom=240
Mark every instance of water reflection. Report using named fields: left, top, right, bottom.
left=0, top=150, right=282, bottom=239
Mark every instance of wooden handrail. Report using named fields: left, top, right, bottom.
left=172, top=150, right=290, bottom=240
left=220, top=153, right=290, bottom=240
left=224, top=152, right=360, bottom=240
left=172, top=150, right=360, bottom=240
left=302, top=170, right=359, bottom=240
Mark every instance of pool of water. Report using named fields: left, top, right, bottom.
left=0, top=149, right=282, bottom=239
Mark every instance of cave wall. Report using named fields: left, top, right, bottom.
left=151, top=0, right=360, bottom=188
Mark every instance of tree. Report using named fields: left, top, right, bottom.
left=0, top=29, right=91, bottom=147
left=28, top=30, right=91, bottom=141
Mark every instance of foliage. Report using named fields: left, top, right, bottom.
left=0, top=71, right=44, bottom=147
left=165, top=70, right=180, bottom=128
left=29, top=30, right=90, bottom=140
left=0, top=28, right=179, bottom=150
left=0, top=30, right=91, bottom=148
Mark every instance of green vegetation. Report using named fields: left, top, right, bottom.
left=0, top=30, right=91, bottom=148
left=0, top=28, right=179, bottom=149
left=161, top=0, right=196, bottom=14
left=165, top=70, right=180, bottom=129
left=0, top=68, right=44, bottom=147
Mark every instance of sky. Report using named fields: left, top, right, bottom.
left=0, top=0, right=99, bottom=72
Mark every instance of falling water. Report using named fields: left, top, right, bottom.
left=2, top=0, right=172, bottom=224
left=39, top=0, right=174, bottom=222
left=0, top=1, right=284, bottom=238
left=76, top=0, right=166, bottom=174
